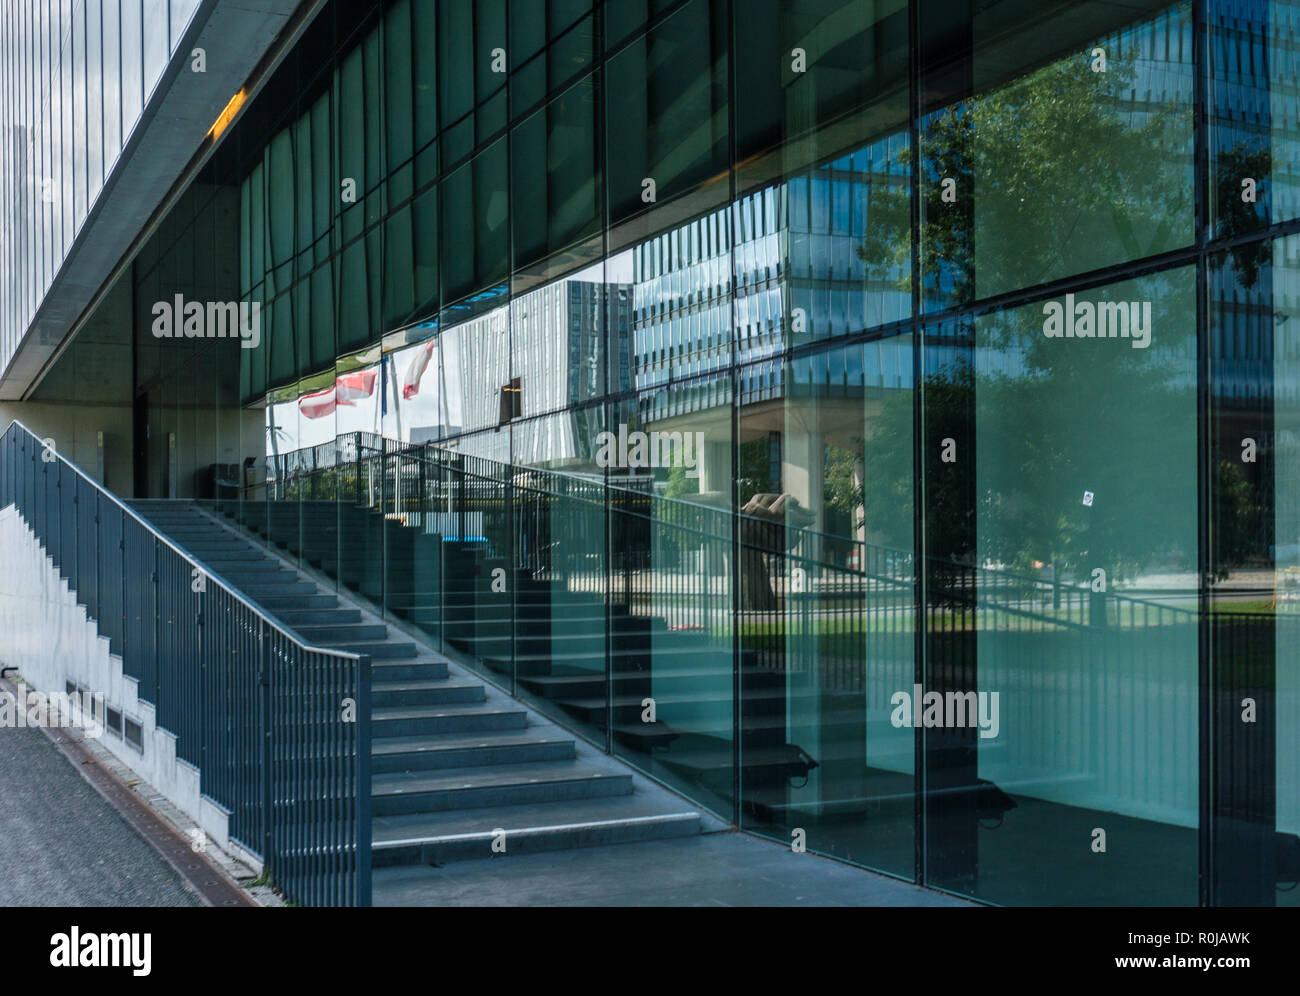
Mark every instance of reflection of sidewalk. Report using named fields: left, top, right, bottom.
left=1123, top=571, right=1203, bottom=591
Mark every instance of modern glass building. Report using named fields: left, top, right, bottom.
left=2, top=0, right=1299, bottom=906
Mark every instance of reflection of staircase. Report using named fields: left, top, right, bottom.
left=214, top=488, right=829, bottom=822
left=128, top=499, right=704, bottom=889
left=407, top=548, right=826, bottom=811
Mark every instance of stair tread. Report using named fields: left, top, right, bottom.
left=486, top=645, right=726, bottom=664
left=372, top=760, right=631, bottom=795
left=372, top=794, right=699, bottom=844
left=611, top=711, right=865, bottom=738
left=372, top=703, right=526, bottom=721
left=525, top=663, right=771, bottom=685
left=372, top=678, right=483, bottom=694
left=557, top=687, right=819, bottom=710
left=372, top=729, right=573, bottom=756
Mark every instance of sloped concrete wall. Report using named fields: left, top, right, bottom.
left=0, top=504, right=247, bottom=864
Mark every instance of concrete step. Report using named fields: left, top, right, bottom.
left=163, top=535, right=243, bottom=554
left=371, top=795, right=700, bottom=866
left=253, top=593, right=340, bottom=611
left=172, top=546, right=266, bottom=561
left=370, top=704, right=528, bottom=738
left=371, top=729, right=575, bottom=774
left=372, top=678, right=486, bottom=708
left=276, top=607, right=363, bottom=626
left=294, top=622, right=389, bottom=643
left=372, top=659, right=450, bottom=682
left=195, top=558, right=283, bottom=573
left=239, top=579, right=318, bottom=598
left=145, top=522, right=231, bottom=534
left=371, top=761, right=633, bottom=817
left=326, top=640, right=420, bottom=660
left=214, top=568, right=299, bottom=587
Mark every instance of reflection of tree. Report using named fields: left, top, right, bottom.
left=824, top=444, right=859, bottom=530
left=853, top=40, right=1216, bottom=589
left=855, top=366, right=976, bottom=564
left=1210, top=251, right=1275, bottom=578
left=1215, top=457, right=1263, bottom=578
left=859, top=48, right=1190, bottom=304
left=1211, top=144, right=1272, bottom=289
left=976, top=299, right=1193, bottom=584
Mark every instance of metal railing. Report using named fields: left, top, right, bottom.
left=0, top=420, right=371, bottom=907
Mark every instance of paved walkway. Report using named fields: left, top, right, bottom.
left=0, top=725, right=200, bottom=907
left=2, top=712, right=973, bottom=908
left=374, top=830, right=973, bottom=906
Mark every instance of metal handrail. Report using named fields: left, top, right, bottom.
left=3, top=417, right=372, bottom=907
left=4, top=418, right=362, bottom=662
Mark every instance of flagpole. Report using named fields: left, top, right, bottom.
left=390, top=352, right=402, bottom=444
left=267, top=406, right=281, bottom=501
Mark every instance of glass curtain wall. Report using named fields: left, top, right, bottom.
left=1206, top=0, right=1300, bottom=907
left=730, top=0, right=916, bottom=875
left=114, top=0, right=1300, bottom=906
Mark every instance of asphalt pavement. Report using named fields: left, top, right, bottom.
left=0, top=724, right=200, bottom=907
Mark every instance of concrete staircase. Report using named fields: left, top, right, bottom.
left=201, top=497, right=835, bottom=824
left=127, top=499, right=705, bottom=898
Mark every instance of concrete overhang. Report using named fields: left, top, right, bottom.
left=0, top=0, right=310, bottom=401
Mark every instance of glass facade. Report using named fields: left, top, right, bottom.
left=18, top=0, right=1300, bottom=905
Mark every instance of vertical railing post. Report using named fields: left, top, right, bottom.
left=196, top=558, right=205, bottom=773
left=119, top=507, right=126, bottom=655
left=94, top=488, right=100, bottom=624
left=355, top=653, right=372, bottom=907
left=152, top=536, right=162, bottom=706
left=259, top=619, right=273, bottom=881
left=503, top=464, right=513, bottom=695
left=439, top=458, right=447, bottom=654
left=418, top=447, right=426, bottom=532
left=353, top=432, right=362, bottom=509
left=455, top=456, right=466, bottom=542
left=71, top=478, right=78, bottom=590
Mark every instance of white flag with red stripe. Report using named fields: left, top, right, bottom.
left=401, top=339, right=435, bottom=400
left=298, top=369, right=378, bottom=419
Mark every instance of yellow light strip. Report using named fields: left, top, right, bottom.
left=209, top=89, right=246, bottom=141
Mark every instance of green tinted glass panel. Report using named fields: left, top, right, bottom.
left=605, top=0, right=729, bottom=225
left=931, top=266, right=1200, bottom=905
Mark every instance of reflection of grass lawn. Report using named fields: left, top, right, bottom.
left=737, top=619, right=910, bottom=655
left=1209, top=599, right=1274, bottom=616
left=976, top=606, right=1199, bottom=631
